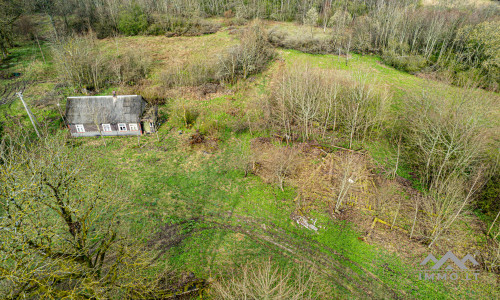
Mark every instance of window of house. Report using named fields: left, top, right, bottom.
left=102, top=124, right=112, bottom=132
left=129, top=123, right=138, bottom=131
left=75, top=124, right=85, bottom=133
left=118, top=123, right=127, bottom=131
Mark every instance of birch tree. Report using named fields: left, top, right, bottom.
left=304, top=7, right=318, bottom=38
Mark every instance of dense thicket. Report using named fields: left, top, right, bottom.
left=51, top=32, right=152, bottom=92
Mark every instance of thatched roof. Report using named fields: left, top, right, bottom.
left=65, top=95, right=146, bottom=124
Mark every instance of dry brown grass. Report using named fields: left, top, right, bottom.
left=249, top=138, right=305, bottom=191
left=294, top=151, right=374, bottom=217
left=99, top=31, right=238, bottom=79
left=249, top=138, right=375, bottom=217
left=247, top=137, right=494, bottom=269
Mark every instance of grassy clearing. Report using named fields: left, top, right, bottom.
left=280, top=49, right=499, bottom=102
left=99, top=31, right=238, bottom=79
left=0, top=42, right=51, bottom=74
left=266, top=20, right=333, bottom=40
left=75, top=129, right=498, bottom=298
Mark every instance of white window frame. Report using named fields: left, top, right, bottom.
left=129, top=123, right=139, bottom=131
left=102, top=124, right=112, bottom=132
left=118, top=123, right=127, bottom=131
left=75, top=124, right=85, bottom=133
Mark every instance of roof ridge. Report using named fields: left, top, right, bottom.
left=67, top=95, right=139, bottom=98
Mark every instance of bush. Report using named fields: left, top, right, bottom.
left=110, top=49, right=153, bottom=85
left=328, top=10, right=352, bottom=29
left=267, top=64, right=386, bottom=144
left=268, top=28, right=334, bottom=54
left=222, top=17, right=247, bottom=27
left=397, top=90, right=491, bottom=190
left=149, top=17, right=220, bottom=37
left=216, top=22, right=274, bottom=83
left=382, top=51, right=427, bottom=74
left=52, top=33, right=152, bottom=92
left=160, top=59, right=218, bottom=88
left=118, top=4, right=149, bottom=36
left=211, top=259, right=316, bottom=300
left=167, top=99, right=200, bottom=129
left=51, top=33, right=110, bottom=92
left=455, top=20, right=500, bottom=91
left=395, top=89, right=495, bottom=246
left=146, top=22, right=166, bottom=36
left=477, top=175, right=500, bottom=217
left=24, top=60, right=55, bottom=82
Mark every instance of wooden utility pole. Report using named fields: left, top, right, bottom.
left=16, top=91, right=41, bottom=138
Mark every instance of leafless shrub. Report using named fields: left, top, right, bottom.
left=128, top=84, right=168, bottom=105
left=268, top=63, right=335, bottom=141
left=399, top=90, right=491, bottom=193
left=109, top=48, right=153, bottom=85
left=482, top=238, right=500, bottom=273
left=216, top=21, right=274, bottom=83
left=250, top=140, right=303, bottom=191
left=51, top=32, right=109, bottom=92
left=51, top=33, right=152, bottom=92
left=159, top=17, right=220, bottom=37
left=267, top=28, right=334, bottom=54
left=210, top=259, right=316, bottom=300
left=381, top=51, right=427, bottom=74
left=267, top=64, right=387, bottom=145
left=340, top=72, right=388, bottom=148
left=398, top=90, right=495, bottom=246
left=160, top=58, right=218, bottom=88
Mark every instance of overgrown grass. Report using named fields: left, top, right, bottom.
left=2, top=23, right=499, bottom=298
left=75, top=122, right=498, bottom=298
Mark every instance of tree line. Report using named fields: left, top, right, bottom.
left=2, top=0, right=498, bottom=90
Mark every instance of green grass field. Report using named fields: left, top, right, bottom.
left=73, top=129, right=496, bottom=298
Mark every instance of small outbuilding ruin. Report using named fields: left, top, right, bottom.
left=65, top=94, right=157, bottom=137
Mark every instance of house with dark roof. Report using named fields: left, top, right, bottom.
left=65, top=94, right=157, bottom=137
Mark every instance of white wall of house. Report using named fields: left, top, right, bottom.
left=69, top=123, right=142, bottom=137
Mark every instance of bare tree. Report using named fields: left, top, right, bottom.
left=340, top=73, right=385, bottom=149
left=268, top=65, right=385, bottom=144
left=427, top=167, right=486, bottom=248
left=0, top=132, right=156, bottom=297
left=268, top=64, right=338, bottom=141
left=211, top=258, right=316, bottom=300
left=399, top=89, right=494, bottom=247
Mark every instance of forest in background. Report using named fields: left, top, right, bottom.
left=1, top=0, right=500, bottom=298
left=2, top=0, right=499, bottom=91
